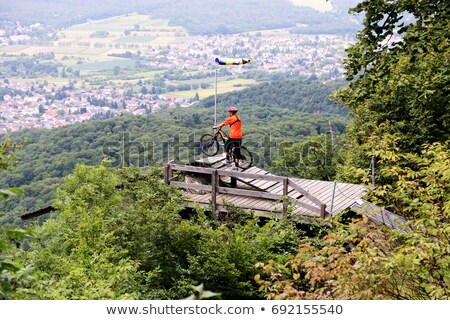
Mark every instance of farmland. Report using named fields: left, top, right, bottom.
left=0, top=12, right=353, bottom=98
left=0, top=14, right=258, bottom=95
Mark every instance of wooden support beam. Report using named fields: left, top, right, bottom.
left=320, top=204, right=327, bottom=219
left=171, top=181, right=211, bottom=192
left=282, top=177, right=288, bottom=215
left=288, top=179, right=324, bottom=207
left=211, top=169, right=218, bottom=216
left=218, top=186, right=281, bottom=200
left=165, top=160, right=174, bottom=184
left=217, top=169, right=285, bottom=182
left=171, top=163, right=214, bottom=175
left=292, top=200, right=323, bottom=215
left=230, top=177, right=237, bottom=188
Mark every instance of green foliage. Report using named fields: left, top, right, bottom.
left=184, top=283, right=221, bottom=300
left=273, top=134, right=342, bottom=180
left=27, top=164, right=147, bottom=299
left=0, top=138, right=20, bottom=171
left=256, top=138, right=450, bottom=300
left=334, top=0, right=450, bottom=179
left=24, top=164, right=302, bottom=299
left=0, top=141, right=36, bottom=300
left=0, top=227, right=37, bottom=300
left=254, top=1, right=450, bottom=300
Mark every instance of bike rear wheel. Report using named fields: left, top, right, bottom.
left=235, top=145, right=253, bottom=169
left=200, top=134, right=219, bottom=156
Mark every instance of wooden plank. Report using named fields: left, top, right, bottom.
left=265, top=183, right=302, bottom=199
left=326, top=183, right=366, bottom=215
left=329, top=188, right=360, bottom=208
left=225, top=194, right=267, bottom=210
left=250, top=179, right=278, bottom=190
left=218, top=186, right=282, bottom=201
left=171, top=163, right=213, bottom=175
left=300, top=182, right=333, bottom=202
left=291, top=202, right=321, bottom=215
left=292, top=199, right=322, bottom=215
left=294, top=178, right=324, bottom=190
left=304, top=183, right=334, bottom=203
left=232, top=193, right=271, bottom=209
left=287, top=189, right=303, bottom=199
left=172, top=181, right=211, bottom=192
left=225, top=194, right=254, bottom=207
left=246, top=200, right=273, bottom=212
left=196, top=155, right=225, bottom=165
left=216, top=169, right=285, bottom=183
left=288, top=179, right=324, bottom=207
left=237, top=167, right=268, bottom=183
left=218, top=194, right=252, bottom=210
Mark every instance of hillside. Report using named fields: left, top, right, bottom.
left=0, top=0, right=362, bottom=35
left=0, top=79, right=349, bottom=222
left=199, top=79, right=348, bottom=115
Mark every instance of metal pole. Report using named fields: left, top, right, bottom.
left=330, top=181, right=337, bottom=215
left=214, top=68, right=217, bottom=126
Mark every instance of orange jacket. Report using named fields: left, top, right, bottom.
left=223, top=115, right=242, bottom=139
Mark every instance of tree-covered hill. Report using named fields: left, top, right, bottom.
left=1, top=0, right=361, bottom=35
left=199, top=79, right=348, bottom=115
left=0, top=79, right=350, bottom=223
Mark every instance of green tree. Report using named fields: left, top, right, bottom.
left=334, top=0, right=450, bottom=181
left=273, top=134, right=341, bottom=180
left=0, top=139, right=36, bottom=299
left=256, top=137, right=450, bottom=300
left=24, top=164, right=302, bottom=299
left=27, top=164, right=147, bottom=299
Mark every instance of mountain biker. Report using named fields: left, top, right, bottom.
left=213, top=106, right=242, bottom=170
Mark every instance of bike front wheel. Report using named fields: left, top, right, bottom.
left=236, top=146, right=253, bottom=169
left=200, top=134, right=219, bottom=156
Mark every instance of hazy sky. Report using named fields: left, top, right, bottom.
left=290, top=0, right=333, bottom=12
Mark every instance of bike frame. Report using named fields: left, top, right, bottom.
left=214, top=128, right=229, bottom=143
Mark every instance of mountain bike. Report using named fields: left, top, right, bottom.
left=200, top=129, right=253, bottom=169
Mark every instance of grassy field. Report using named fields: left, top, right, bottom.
left=0, top=14, right=187, bottom=62
left=166, top=78, right=257, bottom=99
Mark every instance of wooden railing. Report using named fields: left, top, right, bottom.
left=164, top=161, right=327, bottom=218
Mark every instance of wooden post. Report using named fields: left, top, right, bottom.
left=320, top=204, right=326, bottom=219
left=211, top=169, right=218, bottom=215
left=282, top=177, right=288, bottom=215
left=230, top=176, right=237, bottom=188
left=164, top=161, right=173, bottom=184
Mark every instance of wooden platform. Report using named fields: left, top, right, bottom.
left=164, top=156, right=408, bottom=229
left=164, top=156, right=368, bottom=221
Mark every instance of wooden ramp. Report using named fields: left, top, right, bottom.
left=163, top=156, right=398, bottom=224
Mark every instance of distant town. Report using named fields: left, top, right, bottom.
left=0, top=21, right=355, bottom=133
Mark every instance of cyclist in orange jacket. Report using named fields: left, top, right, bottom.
left=213, top=106, right=242, bottom=170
